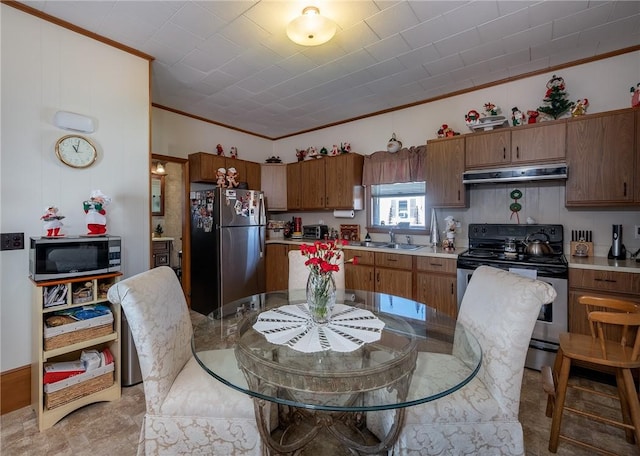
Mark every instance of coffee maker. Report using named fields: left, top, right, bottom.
left=607, top=224, right=627, bottom=260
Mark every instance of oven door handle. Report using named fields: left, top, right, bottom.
left=529, top=338, right=559, bottom=352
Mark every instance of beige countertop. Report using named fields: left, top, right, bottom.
left=567, top=255, right=640, bottom=273
left=152, top=237, right=174, bottom=241
left=267, top=239, right=459, bottom=260
left=268, top=239, right=640, bottom=272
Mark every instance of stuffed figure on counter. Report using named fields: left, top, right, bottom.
left=41, top=205, right=65, bottom=237
left=226, top=167, right=239, bottom=188
left=83, top=190, right=111, bottom=235
left=216, top=144, right=224, bottom=156
left=229, top=146, right=238, bottom=159
left=216, top=167, right=227, bottom=188
left=526, top=110, right=539, bottom=123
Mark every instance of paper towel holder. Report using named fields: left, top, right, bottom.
left=333, top=210, right=355, bottom=218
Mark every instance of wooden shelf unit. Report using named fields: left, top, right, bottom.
left=32, top=272, right=122, bottom=431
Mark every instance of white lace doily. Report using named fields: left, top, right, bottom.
left=252, top=303, right=385, bottom=353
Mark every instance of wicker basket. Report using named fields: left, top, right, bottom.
left=45, top=371, right=113, bottom=409
left=44, top=324, right=113, bottom=351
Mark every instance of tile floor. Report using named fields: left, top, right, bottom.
left=2, top=311, right=638, bottom=456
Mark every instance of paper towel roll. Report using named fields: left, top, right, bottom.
left=333, top=210, right=355, bottom=218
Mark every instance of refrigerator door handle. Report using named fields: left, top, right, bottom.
left=259, top=193, right=265, bottom=258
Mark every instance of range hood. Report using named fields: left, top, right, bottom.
left=462, top=163, right=567, bottom=184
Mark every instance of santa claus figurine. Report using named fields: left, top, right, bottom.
left=83, top=190, right=111, bottom=235
left=41, top=205, right=65, bottom=237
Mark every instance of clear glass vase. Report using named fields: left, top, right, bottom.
left=306, top=271, right=336, bottom=325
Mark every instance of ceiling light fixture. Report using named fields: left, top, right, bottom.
left=286, top=6, right=336, bottom=46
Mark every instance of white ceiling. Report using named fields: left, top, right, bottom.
left=20, top=1, right=640, bottom=139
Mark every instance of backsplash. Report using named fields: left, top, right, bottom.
left=275, top=181, right=640, bottom=258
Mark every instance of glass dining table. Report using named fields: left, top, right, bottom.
left=192, top=289, right=482, bottom=454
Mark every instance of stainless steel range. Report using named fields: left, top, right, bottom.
left=456, top=223, right=568, bottom=371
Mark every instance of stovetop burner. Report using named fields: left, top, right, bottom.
left=457, top=223, right=568, bottom=278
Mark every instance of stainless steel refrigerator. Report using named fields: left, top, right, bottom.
left=190, top=187, right=266, bottom=318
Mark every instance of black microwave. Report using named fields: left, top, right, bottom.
left=29, top=235, right=121, bottom=281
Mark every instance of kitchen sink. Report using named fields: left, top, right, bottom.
left=382, top=243, right=423, bottom=250
left=347, top=241, right=389, bottom=248
left=347, top=241, right=423, bottom=250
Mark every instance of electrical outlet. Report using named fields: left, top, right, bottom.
left=1, top=232, right=24, bottom=250
left=635, top=225, right=640, bottom=239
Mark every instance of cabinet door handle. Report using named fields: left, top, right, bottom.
left=623, top=182, right=627, bottom=197
left=457, top=190, right=460, bottom=201
left=503, top=147, right=506, bottom=160
left=429, top=262, right=443, bottom=268
left=451, top=283, right=454, bottom=294
left=376, top=272, right=380, bottom=283
left=594, top=278, right=617, bottom=283
left=516, top=146, right=520, bottom=159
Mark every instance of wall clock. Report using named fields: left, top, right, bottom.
left=55, top=134, right=97, bottom=168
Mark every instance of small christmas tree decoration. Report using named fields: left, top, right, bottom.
left=538, top=75, right=574, bottom=119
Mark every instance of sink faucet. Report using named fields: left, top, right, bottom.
left=389, top=229, right=396, bottom=244
left=406, top=235, right=412, bottom=245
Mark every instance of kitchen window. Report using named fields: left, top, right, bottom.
left=369, top=182, right=426, bottom=231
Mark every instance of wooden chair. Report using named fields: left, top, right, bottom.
left=544, top=295, right=640, bottom=454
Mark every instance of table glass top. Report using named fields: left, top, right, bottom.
left=192, top=290, right=481, bottom=412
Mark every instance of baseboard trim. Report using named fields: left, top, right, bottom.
left=1, top=365, right=31, bottom=415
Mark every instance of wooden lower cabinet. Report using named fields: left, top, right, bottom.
left=345, top=249, right=413, bottom=299
left=568, top=268, right=640, bottom=339
left=375, top=267, right=412, bottom=299
left=266, top=244, right=289, bottom=292
left=344, top=250, right=374, bottom=291
left=415, top=257, right=458, bottom=318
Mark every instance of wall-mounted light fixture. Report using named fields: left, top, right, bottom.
left=53, top=111, right=96, bottom=133
left=152, top=161, right=167, bottom=175
left=286, top=6, right=336, bottom=46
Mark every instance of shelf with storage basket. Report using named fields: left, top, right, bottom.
left=32, top=272, right=122, bottom=430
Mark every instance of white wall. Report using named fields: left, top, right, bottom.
left=152, top=108, right=272, bottom=161
left=1, top=6, right=150, bottom=372
left=271, top=52, right=640, bottom=255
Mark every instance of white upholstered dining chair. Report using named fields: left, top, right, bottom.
left=107, top=266, right=261, bottom=456
left=368, top=265, right=557, bottom=455
left=287, top=249, right=345, bottom=290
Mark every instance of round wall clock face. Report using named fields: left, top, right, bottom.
left=55, top=135, right=97, bottom=168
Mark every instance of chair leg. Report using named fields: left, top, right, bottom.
left=542, top=365, right=556, bottom=418
left=546, top=348, right=563, bottom=418
left=615, top=369, right=636, bottom=444
left=549, top=353, right=571, bottom=453
left=621, top=368, right=640, bottom=450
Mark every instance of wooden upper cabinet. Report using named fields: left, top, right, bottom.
left=325, top=153, right=364, bottom=209
left=243, top=160, right=261, bottom=190
left=426, top=137, right=467, bottom=208
left=188, top=152, right=260, bottom=189
left=300, top=159, right=325, bottom=209
left=261, top=164, right=287, bottom=211
left=287, top=154, right=364, bottom=210
left=189, top=152, right=226, bottom=182
left=465, top=130, right=510, bottom=168
left=565, top=109, right=636, bottom=206
left=287, top=162, right=302, bottom=210
left=511, top=122, right=566, bottom=164
left=465, top=120, right=566, bottom=169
